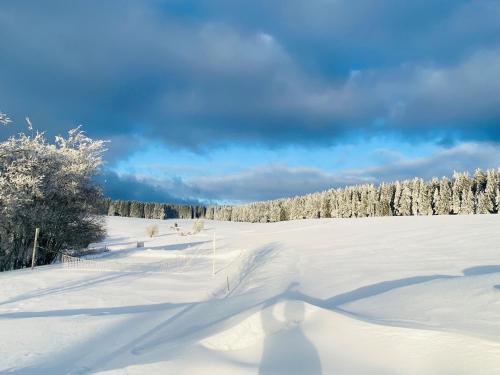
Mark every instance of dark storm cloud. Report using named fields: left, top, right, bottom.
left=98, top=171, right=198, bottom=204
left=1, top=0, right=500, bottom=157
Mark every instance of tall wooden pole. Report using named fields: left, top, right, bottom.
left=31, top=227, right=40, bottom=269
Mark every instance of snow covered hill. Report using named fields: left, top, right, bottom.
left=1, top=215, right=500, bottom=374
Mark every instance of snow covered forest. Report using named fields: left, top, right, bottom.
left=105, top=168, right=500, bottom=223
left=101, top=199, right=206, bottom=220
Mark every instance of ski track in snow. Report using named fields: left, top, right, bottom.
left=1, top=215, right=500, bottom=374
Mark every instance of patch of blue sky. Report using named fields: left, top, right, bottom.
left=112, top=136, right=441, bottom=180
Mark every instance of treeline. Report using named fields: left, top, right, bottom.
left=101, top=199, right=206, bottom=220
left=205, top=169, right=500, bottom=222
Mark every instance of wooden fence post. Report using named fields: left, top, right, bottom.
left=31, top=227, right=40, bottom=269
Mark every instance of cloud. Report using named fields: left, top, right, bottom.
left=1, top=0, right=500, bottom=158
left=356, top=142, right=500, bottom=181
left=98, top=171, right=197, bottom=204
left=183, top=165, right=370, bottom=202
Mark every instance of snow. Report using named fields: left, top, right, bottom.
left=1, top=214, right=500, bottom=374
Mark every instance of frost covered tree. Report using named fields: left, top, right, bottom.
left=452, top=172, right=467, bottom=214
left=130, top=201, right=145, bottom=218
left=153, top=203, right=166, bottom=219
left=476, top=170, right=496, bottom=214
left=0, top=123, right=106, bottom=271
left=144, top=202, right=155, bottom=219
left=393, top=181, right=403, bottom=215
left=268, top=201, right=282, bottom=222
left=399, top=182, right=413, bottom=216
left=418, top=182, right=433, bottom=215
left=319, top=192, right=331, bottom=218
left=411, top=178, right=422, bottom=215
left=304, top=193, right=321, bottom=219
left=378, top=183, right=394, bottom=216
left=461, top=177, right=475, bottom=214
left=436, top=177, right=452, bottom=215
left=290, top=196, right=306, bottom=220
left=118, top=200, right=131, bottom=217
left=366, top=185, right=377, bottom=217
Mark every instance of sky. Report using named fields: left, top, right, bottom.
left=1, top=0, right=500, bottom=204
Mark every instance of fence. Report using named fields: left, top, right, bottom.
left=11, top=242, right=193, bottom=274
left=59, top=253, right=192, bottom=273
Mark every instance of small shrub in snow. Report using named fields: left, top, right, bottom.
left=192, top=220, right=204, bottom=234
left=145, top=224, right=159, bottom=238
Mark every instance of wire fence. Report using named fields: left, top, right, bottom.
left=28, top=245, right=196, bottom=274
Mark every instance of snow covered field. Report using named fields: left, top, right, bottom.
left=1, top=215, right=500, bottom=374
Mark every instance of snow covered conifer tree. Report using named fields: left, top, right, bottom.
left=359, top=186, right=370, bottom=217
left=393, top=181, right=403, bottom=215
left=366, top=185, right=377, bottom=216
left=153, top=203, right=166, bottom=219
left=118, top=200, right=131, bottom=217
left=329, top=190, right=340, bottom=218
left=452, top=172, right=465, bottom=214
left=130, top=201, right=145, bottom=218
left=304, top=193, right=321, bottom=219
left=268, top=201, right=282, bottom=222
left=107, top=200, right=118, bottom=216
left=290, top=196, right=306, bottom=220
left=433, top=186, right=440, bottom=214
left=319, top=191, right=331, bottom=218
left=399, top=182, right=413, bottom=216
left=461, top=176, right=475, bottom=214
left=411, top=178, right=422, bottom=215
left=473, top=169, right=487, bottom=194
left=378, top=183, right=393, bottom=216
left=144, top=202, right=155, bottom=219
left=437, top=177, right=452, bottom=215
left=418, top=182, right=433, bottom=215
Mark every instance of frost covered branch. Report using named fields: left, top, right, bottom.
left=0, top=111, right=11, bottom=126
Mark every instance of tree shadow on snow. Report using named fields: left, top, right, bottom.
left=144, top=241, right=211, bottom=252
left=0, top=272, right=140, bottom=307
left=0, top=301, right=187, bottom=319
left=462, top=265, right=500, bottom=276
